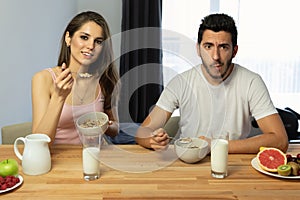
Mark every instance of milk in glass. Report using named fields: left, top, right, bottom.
left=82, top=147, right=100, bottom=180
left=211, top=138, right=228, bottom=178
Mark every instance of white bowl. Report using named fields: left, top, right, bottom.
left=76, top=112, right=109, bottom=136
left=174, top=137, right=209, bottom=163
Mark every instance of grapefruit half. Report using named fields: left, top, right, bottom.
left=257, top=147, right=287, bottom=172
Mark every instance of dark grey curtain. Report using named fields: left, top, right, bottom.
left=119, top=0, right=163, bottom=123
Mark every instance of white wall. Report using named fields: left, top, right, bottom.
left=0, top=0, right=122, bottom=143
left=77, top=0, right=122, bottom=36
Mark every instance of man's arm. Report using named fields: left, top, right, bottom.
left=135, top=106, right=173, bottom=150
left=229, top=113, right=288, bottom=153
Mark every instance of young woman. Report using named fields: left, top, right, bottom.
left=31, top=11, right=120, bottom=145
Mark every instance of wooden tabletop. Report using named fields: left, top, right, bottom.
left=0, top=144, right=299, bottom=200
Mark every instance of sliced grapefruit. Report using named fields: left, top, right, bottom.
left=257, top=147, right=287, bottom=172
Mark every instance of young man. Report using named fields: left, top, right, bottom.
left=135, top=13, right=288, bottom=153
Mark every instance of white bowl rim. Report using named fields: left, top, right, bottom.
left=76, top=112, right=108, bottom=126
left=174, top=137, right=209, bottom=148
left=76, top=111, right=109, bottom=136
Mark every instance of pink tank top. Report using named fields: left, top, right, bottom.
left=46, top=68, right=105, bottom=144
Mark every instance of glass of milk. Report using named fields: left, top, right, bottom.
left=81, top=134, right=101, bottom=181
left=210, top=132, right=229, bottom=178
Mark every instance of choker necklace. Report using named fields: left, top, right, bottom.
left=78, top=72, right=93, bottom=78
left=71, top=72, right=93, bottom=78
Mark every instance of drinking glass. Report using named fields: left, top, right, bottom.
left=210, top=132, right=229, bottom=178
left=81, top=133, right=101, bottom=181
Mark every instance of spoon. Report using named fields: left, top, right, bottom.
left=151, top=132, right=192, bottom=144
left=151, top=132, right=175, bottom=140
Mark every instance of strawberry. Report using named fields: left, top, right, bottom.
left=0, top=183, right=7, bottom=190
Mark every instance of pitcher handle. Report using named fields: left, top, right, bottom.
left=14, top=137, right=25, bottom=160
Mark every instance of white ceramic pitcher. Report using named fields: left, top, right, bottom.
left=14, top=133, right=51, bottom=175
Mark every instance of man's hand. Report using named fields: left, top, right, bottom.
left=150, top=128, right=170, bottom=151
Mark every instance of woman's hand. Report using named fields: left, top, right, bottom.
left=150, top=128, right=170, bottom=151
left=54, top=63, right=73, bottom=99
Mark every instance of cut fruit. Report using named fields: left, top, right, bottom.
left=259, top=146, right=266, bottom=151
left=257, top=147, right=287, bottom=172
left=277, top=164, right=291, bottom=176
left=287, top=161, right=299, bottom=176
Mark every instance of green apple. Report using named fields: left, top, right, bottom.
left=0, top=158, right=19, bottom=177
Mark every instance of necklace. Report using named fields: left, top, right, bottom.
left=71, top=72, right=93, bottom=78
left=78, top=72, right=93, bottom=78
left=72, top=75, right=97, bottom=104
left=74, top=89, right=89, bottom=105
left=73, top=82, right=90, bottom=105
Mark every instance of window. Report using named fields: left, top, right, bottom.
left=162, top=0, right=300, bottom=113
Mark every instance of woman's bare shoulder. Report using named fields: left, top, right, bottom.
left=32, top=67, right=59, bottom=85
left=31, top=67, right=61, bottom=95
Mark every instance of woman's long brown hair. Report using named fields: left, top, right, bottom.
left=57, top=11, right=120, bottom=110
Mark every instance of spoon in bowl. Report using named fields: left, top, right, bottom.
left=151, top=132, right=192, bottom=144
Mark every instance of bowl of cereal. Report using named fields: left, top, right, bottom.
left=76, top=112, right=109, bottom=136
left=174, top=137, right=209, bottom=163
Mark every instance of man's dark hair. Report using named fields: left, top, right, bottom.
left=197, top=13, right=238, bottom=47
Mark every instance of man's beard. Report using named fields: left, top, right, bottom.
left=203, top=59, right=232, bottom=80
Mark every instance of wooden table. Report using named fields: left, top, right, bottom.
left=0, top=144, right=299, bottom=200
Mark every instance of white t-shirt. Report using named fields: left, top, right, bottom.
left=156, top=64, right=277, bottom=139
